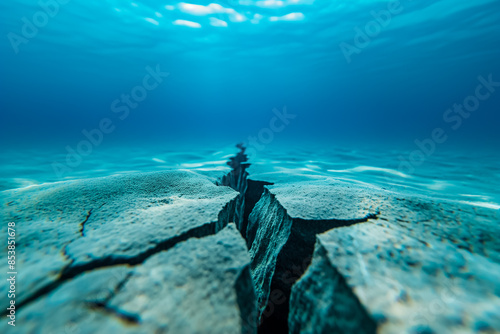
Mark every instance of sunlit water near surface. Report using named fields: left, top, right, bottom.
left=2, top=0, right=500, bottom=146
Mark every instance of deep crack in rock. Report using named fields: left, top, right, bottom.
left=259, top=213, right=378, bottom=334
left=217, top=146, right=380, bottom=334
left=220, top=143, right=251, bottom=239
left=220, top=147, right=380, bottom=334
left=244, top=179, right=273, bottom=247
left=288, top=241, right=377, bottom=334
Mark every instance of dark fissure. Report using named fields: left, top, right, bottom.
left=258, top=214, right=378, bottom=334
left=221, top=145, right=378, bottom=334
left=220, top=144, right=273, bottom=243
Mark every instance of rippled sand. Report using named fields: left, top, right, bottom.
left=1, top=144, right=499, bottom=210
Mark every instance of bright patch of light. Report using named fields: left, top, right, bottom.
left=210, top=17, right=228, bottom=27
left=173, top=19, right=202, bottom=28
left=207, top=3, right=224, bottom=12
left=230, top=13, right=246, bottom=22
left=179, top=3, right=212, bottom=15
left=269, top=12, right=304, bottom=21
left=145, top=18, right=160, bottom=25
left=131, top=2, right=138, bottom=7
left=179, top=3, right=234, bottom=15
left=288, top=0, right=314, bottom=4
left=251, top=13, right=263, bottom=24
left=255, top=0, right=285, bottom=8
left=155, top=12, right=163, bottom=18
left=165, top=5, right=175, bottom=10
left=239, top=0, right=314, bottom=6
left=176, top=3, right=247, bottom=23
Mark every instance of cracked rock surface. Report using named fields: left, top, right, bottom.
left=290, top=221, right=500, bottom=334
left=246, top=179, right=500, bottom=334
left=0, top=170, right=238, bottom=311
left=2, top=160, right=500, bottom=334
left=2, top=224, right=256, bottom=334
left=247, top=179, right=381, bottom=330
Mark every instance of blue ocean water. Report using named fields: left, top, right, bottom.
left=1, top=0, right=499, bottom=207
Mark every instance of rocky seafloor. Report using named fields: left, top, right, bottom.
left=1, top=146, right=499, bottom=334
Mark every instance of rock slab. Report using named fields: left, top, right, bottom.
left=3, top=224, right=256, bottom=334
left=1, top=170, right=257, bottom=333
left=246, top=178, right=500, bottom=333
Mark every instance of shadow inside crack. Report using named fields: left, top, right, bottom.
left=258, top=214, right=377, bottom=334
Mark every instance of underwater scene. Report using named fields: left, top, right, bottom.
left=1, top=0, right=500, bottom=333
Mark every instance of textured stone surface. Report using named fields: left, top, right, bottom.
left=246, top=178, right=500, bottom=332
left=2, top=163, right=499, bottom=334
left=247, top=179, right=380, bottom=320
left=289, top=240, right=376, bottom=334
left=263, top=180, right=380, bottom=221
left=269, top=180, right=500, bottom=334
left=0, top=170, right=238, bottom=307
left=290, top=221, right=500, bottom=334
left=3, top=266, right=135, bottom=334
left=107, top=224, right=256, bottom=334
left=2, top=224, right=257, bottom=334
left=248, top=188, right=293, bottom=314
